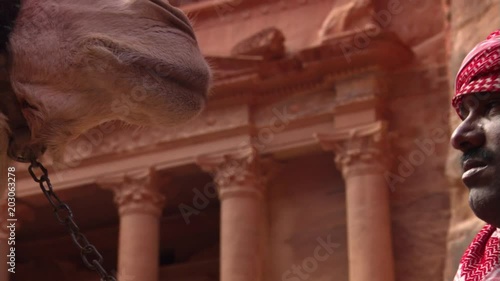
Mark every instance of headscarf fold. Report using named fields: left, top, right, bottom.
left=454, top=224, right=500, bottom=281
left=452, top=30, right=500, bottom=119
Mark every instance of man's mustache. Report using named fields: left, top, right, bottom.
left=461, top=148, right=495, bottom=168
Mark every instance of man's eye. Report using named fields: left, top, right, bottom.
left=486, top=101, right=500, bottom=115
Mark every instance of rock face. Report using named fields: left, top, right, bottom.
left=444, top=0, right=500, bottom=280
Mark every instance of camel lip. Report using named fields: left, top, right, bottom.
left=147, top=62, right=209, bottom=96
left=83, top=38, right=210, bottom=97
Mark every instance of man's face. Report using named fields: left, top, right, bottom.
left=451, top=92, right=500, bottom=227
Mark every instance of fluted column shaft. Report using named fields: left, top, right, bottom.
left=318, top=121, right=395, bottom=281
left=343, top=163, right=394, bottom=281
left=199, top=148, right=264, bottom=281
left=99, top=170, right=165, bottom=281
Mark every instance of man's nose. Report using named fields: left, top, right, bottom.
left=450, top=118, right=485, bottom=152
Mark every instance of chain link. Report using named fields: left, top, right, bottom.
left=29, top=160, right=117, bottom=281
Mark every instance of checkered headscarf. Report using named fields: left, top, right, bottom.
left=452, top=30, right=500, bottom=119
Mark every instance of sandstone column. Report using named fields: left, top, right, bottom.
left=99, top=170, right=166, bottom=281
left=317, top=121, right=395, bottom=281
left=198, top=147, right=264, bottom=281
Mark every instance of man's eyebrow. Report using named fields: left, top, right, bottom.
left=474, top=91, right=494, bottom=100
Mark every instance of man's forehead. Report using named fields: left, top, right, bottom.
left=452, top=30, right=500, bottom=119
left=459, top=92, right=497, bottom=112
left=462, top=92, right=494, bottom=103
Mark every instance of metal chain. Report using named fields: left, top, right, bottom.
left=28, top=160, right=117, bottom=281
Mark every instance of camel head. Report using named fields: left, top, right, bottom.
left=3, top=0, right=211, bottom=160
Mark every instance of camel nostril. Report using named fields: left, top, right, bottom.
left=21, top=99, right=37, bottom=110
left=149, top=0, right=197, bottom=40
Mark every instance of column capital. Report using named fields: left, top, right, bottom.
left=316, top=121, right=390, bottom=178
left=197, top=147, right=263, bottom=199
left=97, top=169, right=166, bottom=217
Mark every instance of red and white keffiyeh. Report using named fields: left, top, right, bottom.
left=452, top=30, right=500, bottom=119
left=454, top=225, right=500, bottom=281
left=452, top=30, right=500, bottom=281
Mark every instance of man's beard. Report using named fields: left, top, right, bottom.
left=469, top=175, right=500, bottom=227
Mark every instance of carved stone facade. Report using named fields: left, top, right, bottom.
left=198, top=147, right=266, bottom=281
left=98, top=170, right=167, bottom=281
left=231, top=27, right=286, bottom=60
left=318, top=0, right=375, bottom=42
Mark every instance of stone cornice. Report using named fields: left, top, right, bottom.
left=208, top=31, right=412, bottom=107
left=316, top=121, right=390, bottom=178
left=97, top=169, right=166, bottom=217
left=197, top=147, right=264, bottom=199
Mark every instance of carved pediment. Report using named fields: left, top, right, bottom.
left=231, top=27, right=286, bottom=60
left=318, top=0, right=374, bottom=41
